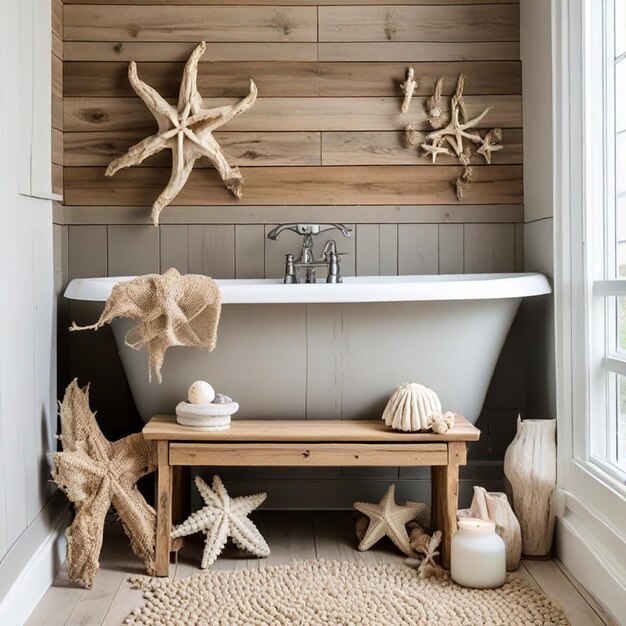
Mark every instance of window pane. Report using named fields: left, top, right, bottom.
left=617, top=59, right=626, bottom=133
left=617, top=0, right=626, bottom=60
left=618, top=297, right=626, bottom=351
left=617, top=375, right=626, bottom=470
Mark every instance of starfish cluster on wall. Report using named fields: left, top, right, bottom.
left=106, top=41, right=257, bottom=226
left=404, top=73, right=503, bottom=201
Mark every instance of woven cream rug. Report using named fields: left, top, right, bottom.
left=124, top=560, right=569, bottom=625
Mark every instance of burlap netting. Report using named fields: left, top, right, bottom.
left=52, top=380, right=158, bottom=588
left=70, top=268, right=221, bottom=383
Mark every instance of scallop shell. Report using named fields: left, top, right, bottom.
left=381, top=383, right=442, bottom=432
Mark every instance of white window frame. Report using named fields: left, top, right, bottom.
left=555, top=0, right=626, bottom=547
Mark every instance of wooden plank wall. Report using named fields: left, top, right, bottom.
left=55, top=0, right=525, bottom=500
left=52, top=0, right=63, bottom=195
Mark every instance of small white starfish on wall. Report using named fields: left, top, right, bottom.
left=171, top=475, right=270, bottom=569
left=106, top=41, right=258, bottom=226
left=354, top=484, right=427, bottom=557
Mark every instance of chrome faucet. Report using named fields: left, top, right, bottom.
left=267, top=223, right=352, bottom=284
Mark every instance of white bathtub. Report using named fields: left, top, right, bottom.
left=64, top=273, right=551, bottom=425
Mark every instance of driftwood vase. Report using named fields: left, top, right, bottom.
left=503, top=417, right=556, bottom=558
left=459, top=486, right=522, bottom=571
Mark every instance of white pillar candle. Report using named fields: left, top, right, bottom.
left=451, top=517, right=506, bottom=589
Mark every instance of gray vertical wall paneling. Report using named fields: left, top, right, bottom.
left=379, top=224, right=398, bottom=276
left=160, top=225, right=188, bottom=274
left=264, top=224, right=300, bottom=278
left=397, top=224, right=439, bottom=275
left=107, top=225, right=159, bottom=276
left=337, top=225, right=356, bottom=277
left=515, top=222, right=525, bottom=272
left=463, top=223, right=516, bottom=273
left=68, top=225, right=107, bottom=280
left=235, top=225, right=265, bottom=279
left=355, top=225, right=379, bottom=276
left=188, top=225, right=235, bottom=278
left=305, top=305, right=343, bottom=421
left=438, top=224, right=464, bottom=274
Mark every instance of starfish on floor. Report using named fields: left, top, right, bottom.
left=171, top=475, right=270, bottom=569
left=354, top=484, right=427, bottom=557
left=51, top=380, right=160, bottom=588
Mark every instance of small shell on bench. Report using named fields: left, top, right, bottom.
left=382, top=383, right=441, bottom=432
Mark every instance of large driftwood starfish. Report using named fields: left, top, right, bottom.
left=51, top=380, right=159, bottom=588
left=354, top=484, right=426, bottom=557
left=171, top=475, right=270, bottom=569
left=106, top=41, right=258, bottom=226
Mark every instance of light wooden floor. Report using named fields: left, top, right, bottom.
left=26, top=511, right=614, bottom=626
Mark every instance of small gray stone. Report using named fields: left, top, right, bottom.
left=212, top=393, right=233, bottom=405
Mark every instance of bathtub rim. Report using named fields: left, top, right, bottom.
left=64, top=272, right=551, bottom=305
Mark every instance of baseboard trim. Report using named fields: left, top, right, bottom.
left=556, top=515, right=626, bottom=625
left=0, top=497, right=70, bottom=626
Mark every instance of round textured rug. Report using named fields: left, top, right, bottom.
left=124, top=560, right=570, bottom=625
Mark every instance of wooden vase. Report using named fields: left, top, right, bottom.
left=503, top=417, right=556, bottom=558
left=467, top=486, right=522, bottom=571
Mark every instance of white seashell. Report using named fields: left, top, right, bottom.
left=213, top=393, right=233, bottom=404
left=382, top=383, right=442, bottom=432
left=427, top=411, right=455, bottom=434
left=188, top=380, right=215, bottom=404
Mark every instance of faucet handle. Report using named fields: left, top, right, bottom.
left=267, top=223, right=352, bottom=240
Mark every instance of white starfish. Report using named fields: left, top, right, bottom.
left=354, top=484, right=426, bottom=557
left=106, top=41, right=257, bottom=226
left=171, top=475, right=269, bottom=569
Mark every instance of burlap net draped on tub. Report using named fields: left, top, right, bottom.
left=71, top=268, right=222, bottom=383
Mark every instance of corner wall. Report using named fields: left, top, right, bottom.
left=520, top=0, right=556, bottom=419
left=0, top=0, right=68, bottom=618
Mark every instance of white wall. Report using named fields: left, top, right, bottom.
left=0, top=0, right=69, bottom=621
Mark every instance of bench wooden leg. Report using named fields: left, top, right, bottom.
left=155, top=440, right=172, bottom=577
left=431, top=442, right=465, bottom=569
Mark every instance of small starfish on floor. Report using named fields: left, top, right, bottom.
left=171, top=475, right=270, bottom=569
left=354, top=484, right=426, bottom=557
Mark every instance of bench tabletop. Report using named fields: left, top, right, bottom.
left=143, top=414, right=480, bottom=442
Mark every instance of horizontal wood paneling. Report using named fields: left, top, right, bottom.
left=65, top=129, right=521, bottom=168
left=52, top=128, right=64, bottom=166
left=51, top=54, right=62, bottom=100
left=317, top=42, right=520, bottom=62
left=319, top=5, right=519, bottom=42
left=60, top=204, right=524, bottom=225
left=64, top=96, right=522, bottom=132
left=64, top=131, right=321, bottom=167
left=52, top=95, right=63, bottom=131
left=64, top=61, right=521, bottom=97
left=322, top=130, right=522, bottom=166
left=64, top=6, right=318, bottom=42
left=64, top=165, right=523, bottom=206
left=64, top=41, right=319, bottom=62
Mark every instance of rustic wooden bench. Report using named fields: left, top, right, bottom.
left=143, top=415, right=480, bottom=576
